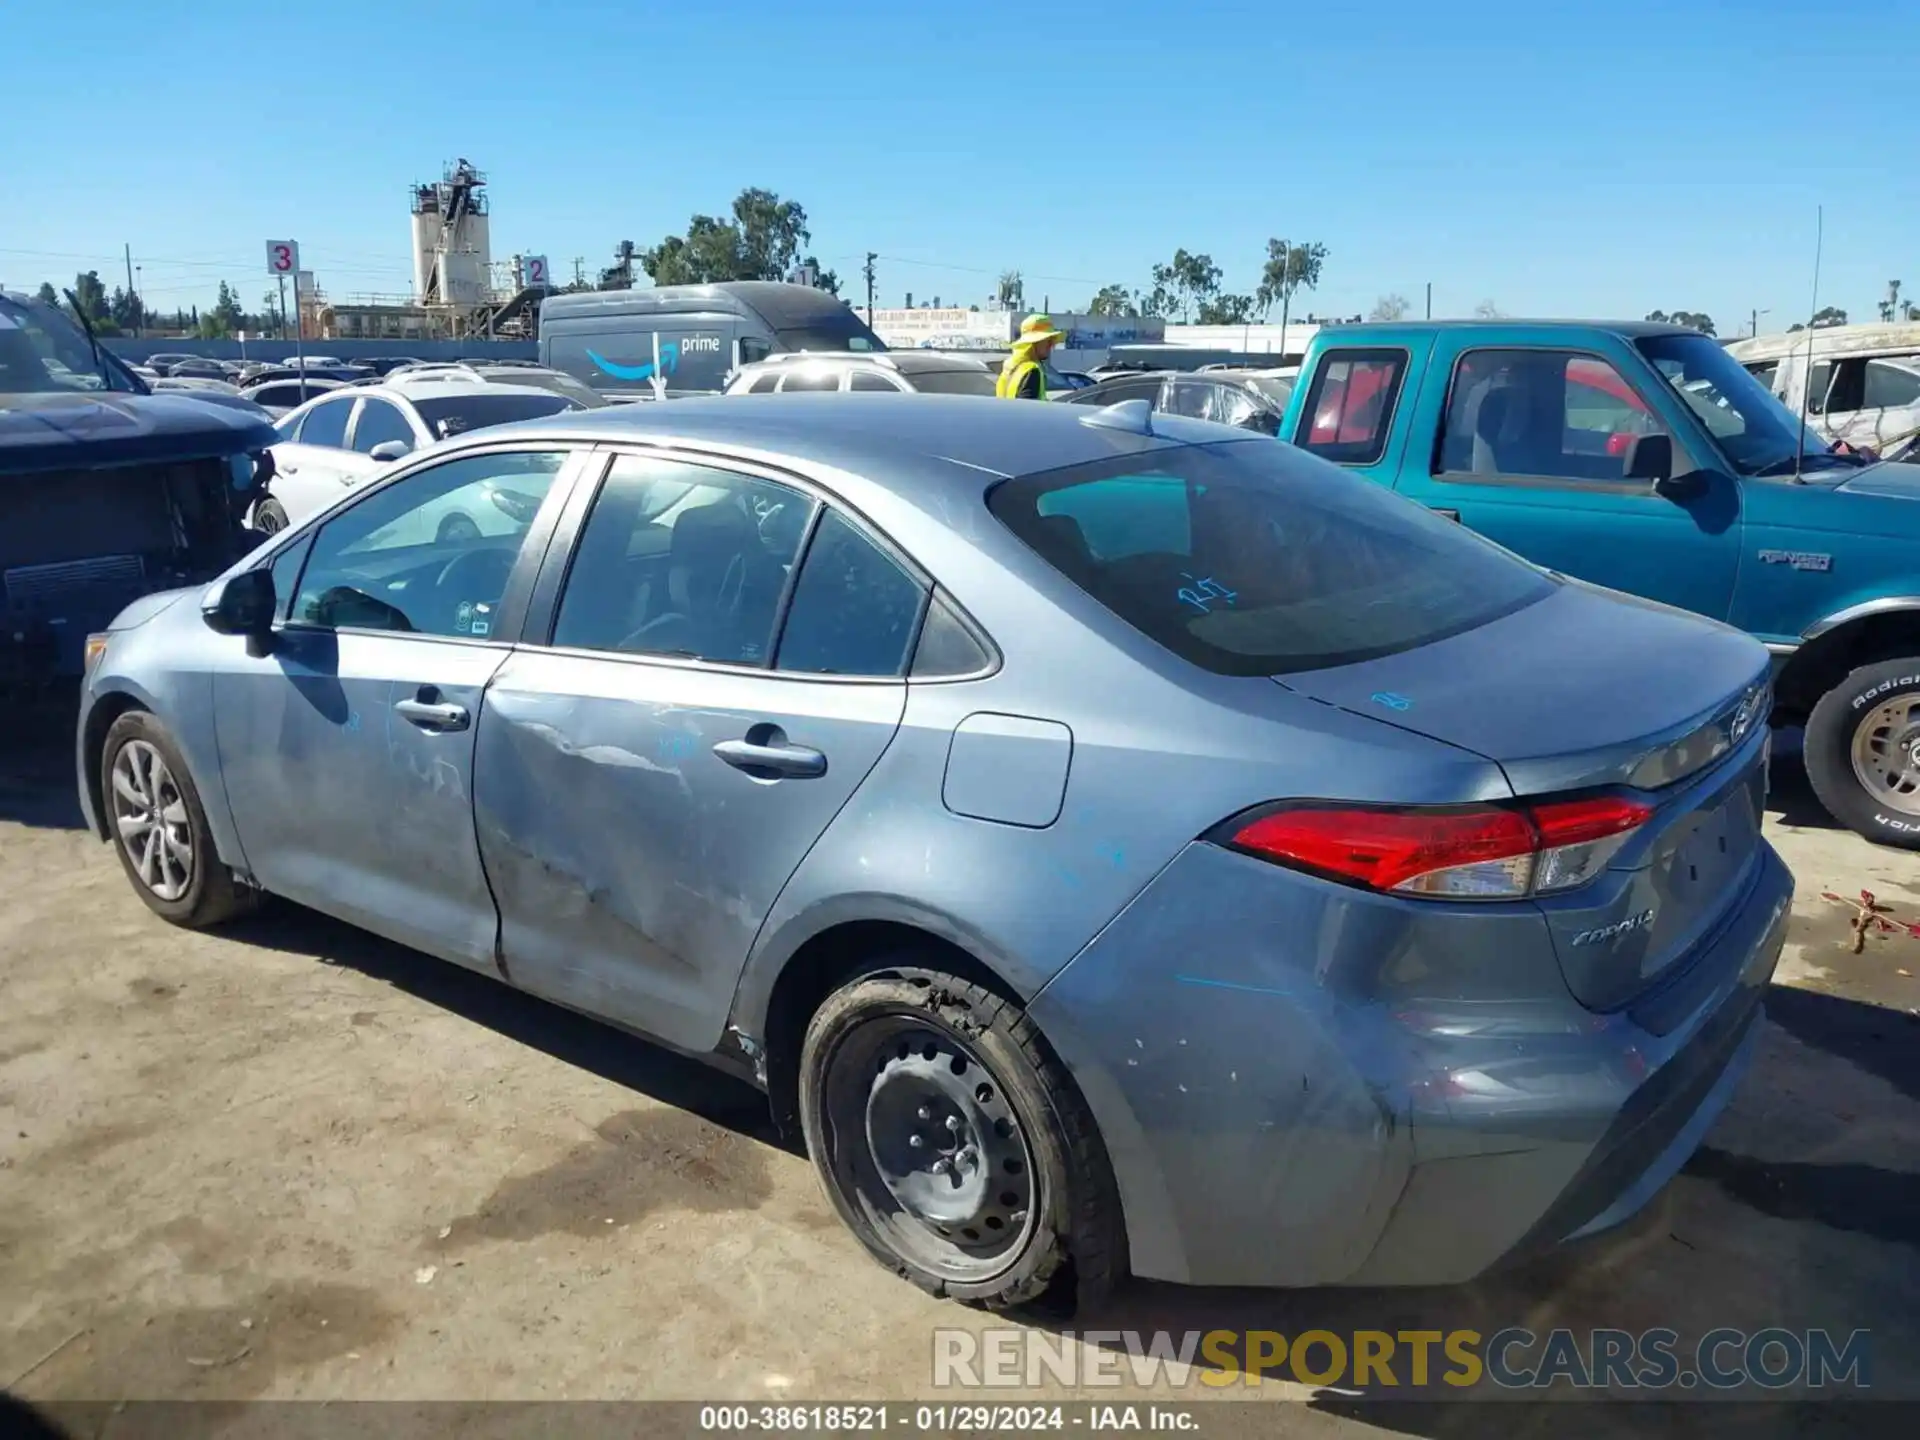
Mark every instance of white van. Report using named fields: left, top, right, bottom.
left=1726, top=322, right=1920, bottom=457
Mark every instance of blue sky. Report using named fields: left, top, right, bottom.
left=7, top=0, right=1915, bottom=334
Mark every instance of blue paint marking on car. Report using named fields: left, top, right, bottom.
left=76, top=392, right=1789, bottom=1307
left=1372, top=691, right=1413, bottom=711
left=585, top=340, right=681, bottom=382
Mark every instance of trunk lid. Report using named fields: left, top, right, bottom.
left=1278, top=579, right=1772, bottom=1010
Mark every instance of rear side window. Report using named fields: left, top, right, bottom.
left=745, top=372, right=781, bottom=394
left=849, top=370, right=899, bottom=392
left=780, top=370, right=841, bottom=393
left=909, top=369, right=997, bottom=397
left=775, top=511, right=927, bottom=676
left=988, top=443, right=1553, bottom=676
left=1295, top=348, right=1406, bottom=464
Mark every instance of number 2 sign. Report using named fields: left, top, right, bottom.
left=265, top=240, right=300, bottom=276
left=525, top=255, right=550, bottom=287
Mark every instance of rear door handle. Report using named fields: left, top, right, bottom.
left=1431, top=507, right=1461, bottom=523
left=394, top=698, right=470, bottom=731
left=713, top=737, right=827, bottom=779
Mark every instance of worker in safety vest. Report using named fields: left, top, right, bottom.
left=995, top=314, right=1066, bottom=400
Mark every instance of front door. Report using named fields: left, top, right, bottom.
left=213, top=445, right=579, bottom=969
left=473, top=451, right=923, bottom=1050
left=1390, top=344, right=1742, bottom=622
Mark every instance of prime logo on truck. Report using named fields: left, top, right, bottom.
left=540, top=281, right=884, bottom=399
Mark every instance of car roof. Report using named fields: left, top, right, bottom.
left=447, top=392, right=1235, bottom=491
left=743, top=351, right=991, bottom=374
left=363, top=380, right=569, bottom=404
left=1311, top=318, right=1701, bottom=341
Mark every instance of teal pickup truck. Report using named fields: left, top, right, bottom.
left=1280, top=319, right=1920, bottom=848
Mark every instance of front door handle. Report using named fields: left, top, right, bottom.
left=713, top=736, right=827, bottom=779
left=394, top=698, right=470, bottom=731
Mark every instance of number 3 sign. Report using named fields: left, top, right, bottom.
left=265, top=240, right=300, bottom=276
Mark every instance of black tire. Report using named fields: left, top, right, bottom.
left=253, top=497, right=289, bottom=534
left=798, top=962, right=1125, bottom=1312
left=100, top=711, right=255, bottom=928
left=1805, top=657, right=1920, bottom=847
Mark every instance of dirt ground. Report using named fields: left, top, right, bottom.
left=3, top=713, right=1917, bottom=1433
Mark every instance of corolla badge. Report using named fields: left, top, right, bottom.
left=1571, top=909, right=1654, bottom=946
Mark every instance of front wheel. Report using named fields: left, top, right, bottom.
left=798, top=963, right=1124, bottom=1311
left=101, top=712, right=253, bottom=927
left=1805, top=657, right=1920, bottom=847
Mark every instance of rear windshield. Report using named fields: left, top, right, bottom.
left=987, top=441, right=1554, bottom=676
left=910, top=368, right=998, bottom=396
left=411, top=392, right=578, bottom=439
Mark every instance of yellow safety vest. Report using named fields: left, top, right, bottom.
left=996, top=355, right=1046, bottom=400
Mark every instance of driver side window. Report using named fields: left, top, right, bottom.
left=290, top=449, right=568, bottom=637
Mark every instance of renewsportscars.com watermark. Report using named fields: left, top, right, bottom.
left=934, top=1328, right=1873, bottom=1392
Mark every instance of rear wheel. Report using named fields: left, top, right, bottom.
left=798, top=962, right=1124, bottom=1311
left=1805, top=657, right=1920, bottom=846
left=101, top=712, right=253, bottom=927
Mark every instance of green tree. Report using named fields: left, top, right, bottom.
left=211, top=281, right=245, bottom=334
left=995, top=270, right=1025, bottom=311
left=1197, top=293, right=1255, bottom=324
left=1171, top=250, right=1222, bottom=322
left=34, top=281, right=60, bottom=306
left=1255, top=239, right=1328, bottom=340
left=640, top=189, right=837, bottom=293
left=71, top=270, right=111, bottom=325
left=1646, top=309, right=1715, bottom=335
left=1878, top=281, right=1903, bottom=323
left=1368, top=293, right=1410, bottom=322
left=1138, top=262, right=1177, bottom=319
left=1086, top=284, right=1136, bottom=317
left=109, top=286, right=149, bottom=331
left=1811, top=305, right=1849, bottom=328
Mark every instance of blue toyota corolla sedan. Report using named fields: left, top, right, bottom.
left=76, top=393, right=1790, bottom=1308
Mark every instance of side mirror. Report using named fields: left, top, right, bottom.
left=201, top=568, right=277, bottom=639
left=1622, top=432, right=1673, bottom=484
left=369, top=440, right=411, bottom=462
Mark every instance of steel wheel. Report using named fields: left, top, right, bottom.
left=1850, top=695, right=1920, bottom=816
left=111, top=739, right=194, bottom=902
left=822, top=1013, right=1039, bottom=1281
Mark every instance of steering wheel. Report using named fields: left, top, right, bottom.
left=434, top=547, right=515, bottom=619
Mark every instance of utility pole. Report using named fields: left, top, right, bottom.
left=124, top=243, right=140, bottom=338
left=1425, top=281, right=1432, bottom=319
left=863, top=252, right=877, bottom=327
left=572, top=257, right=586, bottom=288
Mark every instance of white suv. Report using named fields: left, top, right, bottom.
left=724, top=351, right=997, bottom=397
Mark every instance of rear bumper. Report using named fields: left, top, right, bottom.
left=1028, top=839, right=1792, bottom=1288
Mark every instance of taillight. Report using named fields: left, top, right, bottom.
left=1222, top=795, right=1653, bottom=900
